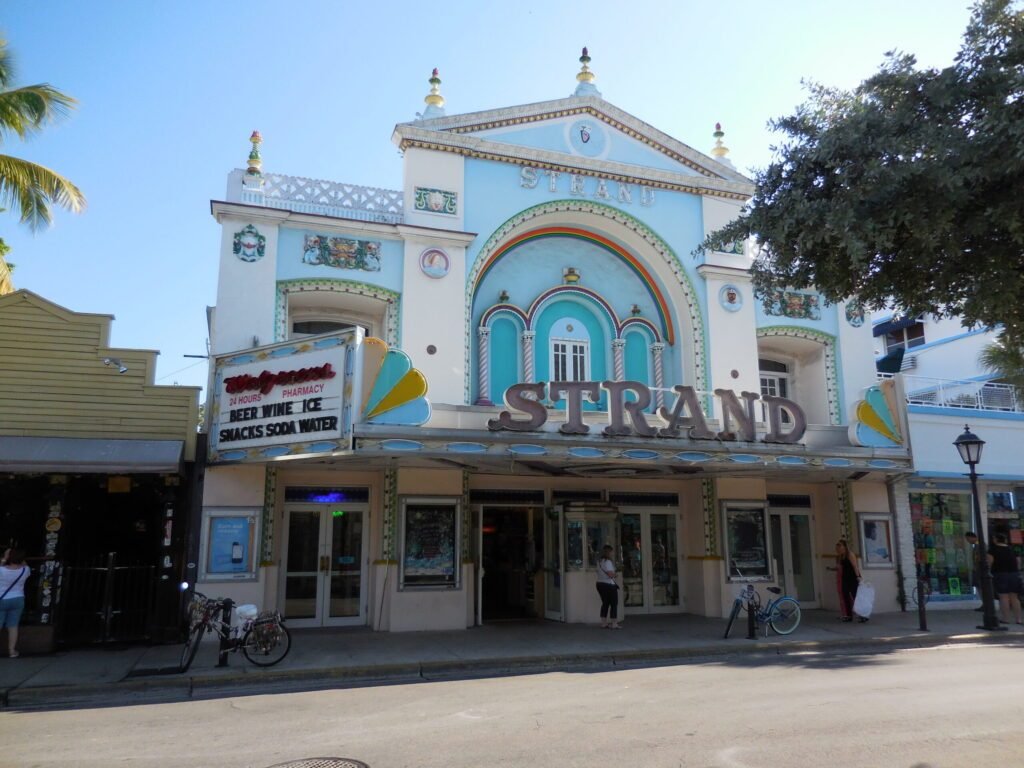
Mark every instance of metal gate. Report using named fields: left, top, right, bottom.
left=59, top=552, right=156, bottom=644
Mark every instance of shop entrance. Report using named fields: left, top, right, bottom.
left=281, top=503, right=368, bottom=627
left=769, top=509, right=818, bottom=607
left=476, top=507, right=541, bottom=622
left=618, top=509, right=682, bottom=614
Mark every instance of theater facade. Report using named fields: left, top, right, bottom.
left=198, top=54, right=913, bottom=631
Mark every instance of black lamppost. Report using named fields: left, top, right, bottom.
left=953, top=424, right=1003, bottom=631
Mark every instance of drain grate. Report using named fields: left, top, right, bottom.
left=265, top=760, right=369, bottom=768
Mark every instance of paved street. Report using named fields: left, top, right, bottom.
left=2, top=642, right=1022, bottom=768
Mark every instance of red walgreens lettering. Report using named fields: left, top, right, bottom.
left=224, top=363, right=336, bottom=395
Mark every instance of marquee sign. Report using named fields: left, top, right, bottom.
left=209, top=335, right=353, bottom=463
left=487, top=380, right=807, bottom=444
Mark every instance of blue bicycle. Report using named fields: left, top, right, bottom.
left=723, top=585, right=802, bottom=638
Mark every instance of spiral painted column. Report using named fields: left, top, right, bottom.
left=651, top=342, right=666, bottom=410
left=475, top=326, right=492, bottom=405
left=522, top=331, right=536, bottom=384
left=612, top=338, right=625, bottom=381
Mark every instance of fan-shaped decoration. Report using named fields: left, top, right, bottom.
left=360, top=338, right=431, bottom=425
left=849, top=379, right=903, bottom=448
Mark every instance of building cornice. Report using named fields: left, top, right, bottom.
left=394, top=125, right=754, bottom=201
left=211, top=201, right=402, bottom=239
left=696, top=264, right=753, bottom=281
left=395, top=224, right=478, bottom=247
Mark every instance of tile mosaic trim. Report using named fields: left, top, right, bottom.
left=701, top=477, right=718, bottom=556
left=462, top=470, right=471, bottom=562
left=464, top=199, right=707, bottom=403
left=381, top=466, right=398, bottom=560
left=413, top=186, right=458, bottom=216
left=275, top=279, right=401, bottom=346
left=836, top=481, right=853, bottom=542
left=757, top=326, right=841, bottom=425
left=261, top=466, right=278, bottom=564
left=302, top=234, right=381, bottom=272
left=764, top=289, right=821, bottom=321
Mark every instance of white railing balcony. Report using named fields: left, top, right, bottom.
left=237, top=171, right=404, bottom=225
left=879, top=373, right=1023, bottom=413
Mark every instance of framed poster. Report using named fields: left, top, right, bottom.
left=201, top=508, right=259, bottom=581
left=722, top=502, right=770, bottom=581
left=399, top=497, right=459, bottom=589
left=860, top=513, right=894, bottom=568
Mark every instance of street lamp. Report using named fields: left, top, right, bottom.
left=953, top=424, right=1004, bottom=631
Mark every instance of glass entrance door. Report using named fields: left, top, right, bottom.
left=283, top=505, right=368, bottom=627
left=769, top=511, right=817, bottom=606
left=620, top=509, right=681, bottom=614
left=543, top=507, right=563, bottom=621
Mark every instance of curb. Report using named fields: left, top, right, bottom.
left=4, top=629, right=1022, bottom=710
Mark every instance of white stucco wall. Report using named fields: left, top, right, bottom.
left=212, top=216, right=279, bottom=354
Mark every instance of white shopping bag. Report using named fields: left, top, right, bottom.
left=853, top=581, right=875, bottom=618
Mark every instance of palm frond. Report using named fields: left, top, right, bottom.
left=0, top=85, right=76, bottom=142
left=979, top=334, right=1024, bottom=388
left=0, top=154, right=85, bottom=230
left=0, top=39, right=16, bottom=90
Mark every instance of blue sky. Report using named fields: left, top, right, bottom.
left=3, top=1, right=974, bottom=392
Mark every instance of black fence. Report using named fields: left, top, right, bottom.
left=58, top=552, right=156, bottom=644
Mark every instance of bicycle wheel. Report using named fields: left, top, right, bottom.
left=723, top=599, right=742, bottom=639
left=242, top=620, right=291, bottom=667
left=769, top=597, right=801, bottom=635
left=179, top=624, right=204, bottom=673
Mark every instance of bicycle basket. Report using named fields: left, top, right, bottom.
left=250, top=612, right=283, bottom=647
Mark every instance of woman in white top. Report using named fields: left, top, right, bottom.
left=595, top=545, right=621, bottom=629
left=0, top=548, right=30, bottom=658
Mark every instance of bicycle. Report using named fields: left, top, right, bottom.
left=180, top=590, right=291, bottom=673
left=723, top=585, right=802, bottom=639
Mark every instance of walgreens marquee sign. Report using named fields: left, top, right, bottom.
left=211, top=346, right=345, bottom=456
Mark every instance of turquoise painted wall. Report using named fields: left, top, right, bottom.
left=534, top=298, right=609, bottom=410
left=489, top=317, right=521, bottom=404
left=276, top=227, right=403, bottom=290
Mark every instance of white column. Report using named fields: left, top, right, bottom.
left=612, top=338, right=625, bottom=381
left=476, top=326, right=492, bottom=405
left=651, top=342, right=666, bottom=410
left=522, top=331, right=536, bottom=383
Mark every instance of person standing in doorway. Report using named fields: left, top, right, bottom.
left=595, top=545, right=621, bottom=629
left=0, top=549, right=30, bottom=657
left=988, top=533, right=1023, bottom=625
left=836, top=539, right=863, bottom=623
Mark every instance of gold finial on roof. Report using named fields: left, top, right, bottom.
left=425, top=68, right=445, bottom=110
left=576, top=47, right=596, bottom=85
left=712, top=122, right=730, bottom=159
left=247, top=130, right=263, bottom=176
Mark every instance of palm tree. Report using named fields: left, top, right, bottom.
left=979, top=333, right=1024, bottom=394
left=0, top=38, right=85, bottom=230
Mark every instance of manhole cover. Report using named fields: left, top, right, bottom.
left=265, top=760, right=369, bottom=768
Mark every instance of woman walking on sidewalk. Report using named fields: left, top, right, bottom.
left=595, top=545, right=621, bottom=629
left=0, top=548, right=29, bottom=657
left=835, top=540, right=864, bottom=623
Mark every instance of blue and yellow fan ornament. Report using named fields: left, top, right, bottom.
left=360, top=338, right=431, bottom=425
left=848, top=379, right=903, bottom=448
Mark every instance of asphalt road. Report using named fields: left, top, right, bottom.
left=2, top=642, right=1022, bottom=768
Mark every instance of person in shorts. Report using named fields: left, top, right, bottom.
left=988, top=533, right=1022, bottom=625
left=0, top=548, right=30, bottom=658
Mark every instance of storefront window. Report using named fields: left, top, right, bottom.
left=723, top=503, right=769, bottom=581
left=564, top=514, right=615, bottom=571
left=909, top=492, right=973, bottom=598
left=987, top=490, right=1022, bottom=559
left=400, top=499, right=459, bottom=589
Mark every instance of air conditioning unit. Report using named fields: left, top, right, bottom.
left=900, top=355, right=917, bottom=371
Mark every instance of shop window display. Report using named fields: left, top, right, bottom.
left=909, top=492, right=974, bottom=598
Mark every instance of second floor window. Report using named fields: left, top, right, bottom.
left=884, top=321, right=925, bottom=353
left=759, top=358, right=791, bottom=423
left=552, top=338, right=589, bottom=382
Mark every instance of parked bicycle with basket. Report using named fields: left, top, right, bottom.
left=179, top=583, right=291, bottom=672
left=723, top=584, right=802, bottom=639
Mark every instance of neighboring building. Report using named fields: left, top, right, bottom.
left=874, top=313, right=1024, bottom=607
left=0, top=290, right=201, bottom=650
left=199, top=53, right=913, bottom=632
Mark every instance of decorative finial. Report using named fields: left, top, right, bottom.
left=246, top=130, right=263, bottom=177
left=573, top=47, right=601, bottom=98
left=712, top=123, right=728, bottom=158
left=421, top=68, right=446, bottom=119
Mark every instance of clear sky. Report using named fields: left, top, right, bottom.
left=2, top=0, right=975, bottom=392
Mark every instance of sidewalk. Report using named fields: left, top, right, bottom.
left=2, top=609, right=1022, bottom=710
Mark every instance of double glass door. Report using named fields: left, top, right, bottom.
left=769, top=510, right=817, bottom=607
left=282, top=505, right=368, bottom=626
left=619, top=510, right=681, bottom=613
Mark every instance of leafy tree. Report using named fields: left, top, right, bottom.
left=702, top=0, right=1024, bottom=359
left=0, top=37, right=85, bottom=231
left=979, top=338, right=1024, bottom=389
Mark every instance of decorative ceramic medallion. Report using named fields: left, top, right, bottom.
left=419, top=248, right=450, bottom=279
left=845, top=301, right=865, bottom=327
left=233, top=224, right=266, bottom=263
left=414, top=186, right=457, bottom=215
left=765, top=289, right=821, bottom=321
left=719, top=284, right=743, bottom=312
left=302, top=234, right=381, bottom=271
left=718, top=240, right=744, bottom=256
left=567, top=119, right=608, bottom=158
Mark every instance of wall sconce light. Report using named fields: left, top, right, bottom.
left=498, top=289, right=510, bottom=303
left=103, top=357, right=128, bottom=374
left=563, top=267, right=580, bottom=285
left=630, top=304, right=642, bottom=316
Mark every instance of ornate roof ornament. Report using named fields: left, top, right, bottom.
left=712, top=122, right=735, bottom=168
left=246, top=130, right=263, bottom=177
left=573, top=47, right=602, bottom=98
left=422, top=68, right=446, bottom=119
